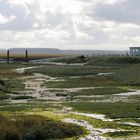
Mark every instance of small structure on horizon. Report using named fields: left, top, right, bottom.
left=130, top=47, right=140, bottom=56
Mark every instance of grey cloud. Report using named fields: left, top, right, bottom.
left=76, top=21, right=109, bottom=44
left=0, top=0, right=75, bottom=32
left=45, top=10, right=73, bottom=28
left=91, top=0, right=140, bottom=24
left=0, top=0, right=35, bottom=31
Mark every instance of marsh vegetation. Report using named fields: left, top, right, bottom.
left=0, top=56, right=140, bottom=140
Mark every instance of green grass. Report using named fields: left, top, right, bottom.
left=103, top=131, right=140, bottom=138
left=44, top=76, right=119, bottom=88
left=26, top=65, right=112, bottom=77
left=4, top=79, right=25, bottom=92
left=0, top=93, right=10, bottom=100
left=0, top=102, right=64, bottom=112
left=0, top=63, right=31, bottom=78
left=86, top=57, right=140, bottom=86
left=87, top=56, right=140, bottom=66
left=65, top=102, right=140, bottom=119
left=0, top=103, right=48, bottom=112
left=55, top=87, right=130, bottom=101
left=0, top=78, right=25, bottom=102
left=39, top=64, right=140, bottom=88
left=0, top=63, right=30, bottom=102
left=26, top=57, right=140, bottom=89
left=117, top=118, right=140, bottom=124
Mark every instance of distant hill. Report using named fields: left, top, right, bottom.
left=0, top=49, right=6, bottom=53
left=9, top=48, right=61, bottom=54
left=0, top=48, right=129, bottom=56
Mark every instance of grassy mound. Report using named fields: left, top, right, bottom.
left=52, top=56, right=91, bottom=64
left=0, top=115, right=84, bottom=140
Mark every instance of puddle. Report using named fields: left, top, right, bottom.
left=97, top=73, right=112, bottom=76
left=15, top=66, right=43, bottom=73
left=115, top=90, right=140, bottom=96
left=71, top=112, right=113, bottom=122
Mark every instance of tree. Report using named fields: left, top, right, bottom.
left=80, top=55, right=85, bottom=61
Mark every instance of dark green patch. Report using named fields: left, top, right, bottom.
left=0, top=115, right=84, bottom=140
left=103, top=131, right=139, bottom=138
left=11, top=96, right=35, bottom=100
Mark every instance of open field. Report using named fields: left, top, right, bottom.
left=0, top=56, right=140, bottom=140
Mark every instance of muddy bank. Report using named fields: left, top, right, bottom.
left=16, top=66, right=43, bottom=73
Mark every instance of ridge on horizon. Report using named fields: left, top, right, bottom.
left=0, top=48, right=128, bottom=55
left=0, top=47, right=129, bottom=51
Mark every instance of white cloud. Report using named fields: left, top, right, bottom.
left=7, top=0, right=34, bottom=6
left=93, top=0, right=140, bottom=25
left=0, top=14, right=16, bottom=24
left=0, top=0, right=139, bottom=50
left=32, top=23, right=39, bottom=28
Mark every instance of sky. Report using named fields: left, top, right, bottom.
left=0, top=0, right=140, bottom=50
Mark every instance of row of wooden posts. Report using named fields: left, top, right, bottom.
left=6, top=50, right=28, bottom=63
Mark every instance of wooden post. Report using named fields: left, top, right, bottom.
left=7, top=50, right=9, bottom=63
left=25, top=50, right=28, bottom=63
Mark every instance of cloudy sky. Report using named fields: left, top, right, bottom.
left=0, top=0, right=140, bottom=50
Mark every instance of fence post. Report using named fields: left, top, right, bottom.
left=7, top=50, right=9, bottom=63
left=25, top=50, right=28, bottom=63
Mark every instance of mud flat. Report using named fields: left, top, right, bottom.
left=63, top=118, right=135, bottom=140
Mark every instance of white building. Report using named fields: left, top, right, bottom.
left=130, top=47, right=140, bottom=56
